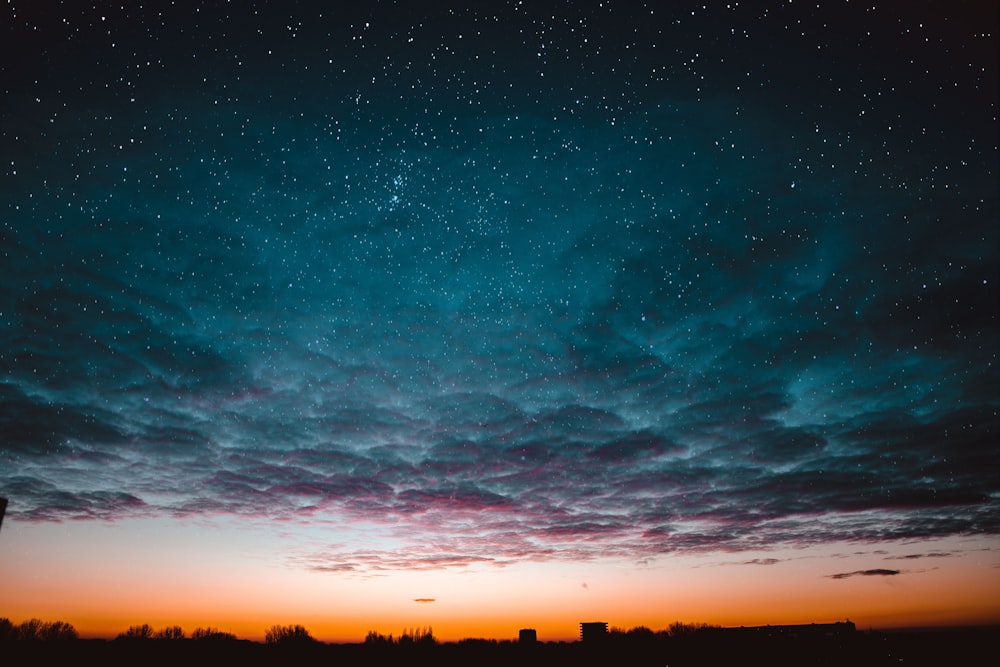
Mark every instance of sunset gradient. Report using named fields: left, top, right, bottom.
left=2, top=519, right=998, bottom=641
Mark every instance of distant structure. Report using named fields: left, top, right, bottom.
left=703, top=621, right=857, bottom=638
left=0, top=496, right=6, bottom=533
left=518, top=628, right=537, bottom=643
left=580, top=622, right=608, bottom=642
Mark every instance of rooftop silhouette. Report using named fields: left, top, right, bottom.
left=580, top=622, right=608, bottom=642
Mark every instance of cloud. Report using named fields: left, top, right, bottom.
left=884, top=553, right=953, bottom=561
left=413, top=599, right=436, bottom=603
left=297, top=549, right=502, bottom=575
left=827, top=569, right=902, bottom=580
left=2, top=477, right=148, bottom=522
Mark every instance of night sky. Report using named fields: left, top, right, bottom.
left=1, top=1, right=998, bottom=640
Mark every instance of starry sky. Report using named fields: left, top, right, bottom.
left=1, top=0, right=998, bottom=642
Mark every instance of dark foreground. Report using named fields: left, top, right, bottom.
left=3, top=627, right=996, bottom=666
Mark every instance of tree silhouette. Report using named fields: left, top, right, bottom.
left=668, top=621, right=716, bottom=637
left=399, top=626, right=436, bottom=646
left=190, top=627, right=236, bottom=641
left=626, top=625, right=655, bottom=639
left=364, top=630, right=394, bottom=646
left=264, top=624, right=314, bottom=645
left=16, top=618, right=44, bottom=640
left=117, top=624, right=154, bottom=640
left=155, top=625, right=185, bottom=640
left=39, top=620, right=77, bottom=641
left=7, top=618, right=78, bottom=641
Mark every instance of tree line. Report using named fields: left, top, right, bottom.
left=0, top=618, right=317, bottom=645
left=364, top=626, right=436, bottom=646
left=0, top=618, right=716, bottom=644
left=0, top=618, right=78, bottom=641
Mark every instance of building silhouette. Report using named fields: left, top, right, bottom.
left=518, top=628, right=537, bottom=643
left=580, top=622, right=608, bottom=642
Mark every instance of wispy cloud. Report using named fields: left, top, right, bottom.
left=884, top=553, right=953, bottom=561
left=827, top=569, right=902, bottom=580
left=743, top=558, right=782, bottom=566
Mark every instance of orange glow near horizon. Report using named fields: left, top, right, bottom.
left=1, top=518, right=997, bottom=643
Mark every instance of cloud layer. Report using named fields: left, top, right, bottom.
left=1, top=1, right=997, bottom=573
